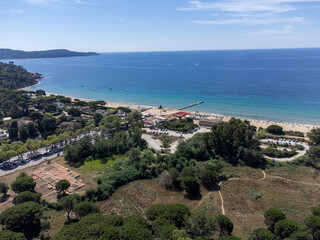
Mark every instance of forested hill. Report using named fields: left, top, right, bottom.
left=0, top=48, right=99, bottom=59
left=0, top=62, right=40, bottom=89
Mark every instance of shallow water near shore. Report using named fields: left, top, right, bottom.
left=10, top=48, right=320, bottom=124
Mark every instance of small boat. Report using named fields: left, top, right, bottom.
left=81, top=85, right=84, bottom=87
left=195, top=63, right=200, bottom=66
left=109, top=88, right=112, bottom=90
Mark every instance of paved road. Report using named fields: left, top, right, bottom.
left=0, top=131, right=98, bottom=177
left=260, top=138, right=309, bottom=162
left=141, top=134, right=162, bottom=152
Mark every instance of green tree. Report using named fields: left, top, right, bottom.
left=119, top=225, right=153, bottom=240
left=248, top=228, right=276, bottom=240
left=16, top=191, right=42, bottom=204
left=264, top=208, right=286, bottom=232
left=307, top=146, right=320, bottom=168
left=185, top=210, right=216, bottom=238
left=18, top=126, right=29, bottom=142
left=145, top=204, right=167, bottom=221
left=0, top=230, right=26, bottom=240
left=27, top=123, right=38, bottom=139
left=266, top=125, right=284, bottom=135
left=182, top=176, right=200, bottom=197
left=311, top=207, right=320, bottom=217
left=40, top=114, right=57, bottom=138
left=180, top=166, right=196, bottom=178
left=0, top=183, right=9, bottom=197
left=74, top=202, right=100, bottom=218
left=204, top=118, right=258, bottom=161
left=274, top=219, right=300, bottom=239
left=8, top=121, right=18, bottom=141
left=304, top=214, right=320, bottom=239
left=215, top=215, right=234, bottom=236
left=67, top=107, right=81, bottom=117
left=169, top=167, right=181, bottom=190
left=93, top=113, right=103, bottom=127
left=200, top=168, right=219, bottom=189
left=24, top=139, right=41, bottom=155
left=55, top=179, right=70, bottom=196
left=163, top=204, right=191, bottom=228
left=59, top=195, right=76, bottom=222
left=173, top=229, right=191, bottom=240
left=11, top=176, right=36, bottom=193
left=0, top=201, right=42, bottom=231
left=308, top=129, right=320, bottom=145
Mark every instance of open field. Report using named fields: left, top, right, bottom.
left=1, top=155, right=320, bottom=239
left=98, top=164, right=320, bottom=239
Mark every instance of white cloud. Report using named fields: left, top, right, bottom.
left=178, top=0, right=320, bottom=13
left=74, top=0, right=97, bottom=6
left=179, top=0, right=315, bottom=26
left=115, top=17, right=127, bottom=23
left=248, top=25, right=294, bottom=35
left=23, top=0, right=64, bottom=5
left=11, top=9, right=25, bottom=13
left=193, top=17, right=303, bottom=25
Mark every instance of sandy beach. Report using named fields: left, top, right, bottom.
left=42, top=92, right=318, bottom=134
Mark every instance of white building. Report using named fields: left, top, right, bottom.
left=0, top=129, right=8, bottom=139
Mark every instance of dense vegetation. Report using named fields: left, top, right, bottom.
left=0, top=62, right=40, bottom=89
left=0, top=49, right=99, bottom=59
left=1, top=61, right=320, bottom=240
left=159, top=118, right=197, bottom=133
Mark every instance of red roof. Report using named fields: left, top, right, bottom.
left=173, top=111, right=190, bottom=117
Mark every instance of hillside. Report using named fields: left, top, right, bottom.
left=0, top=48, right=99, bottom=59
left=0, top=61, right=40, bottom=89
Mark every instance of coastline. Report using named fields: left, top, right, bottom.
left=42, top=91, right=318, bottom=134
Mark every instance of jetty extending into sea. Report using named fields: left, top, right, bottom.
left=178, top=101, right=204, bottom=110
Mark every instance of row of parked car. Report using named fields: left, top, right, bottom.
left=0, top=145, right=64, bottom=171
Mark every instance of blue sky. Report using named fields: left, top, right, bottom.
left=1, top=0, right=320, bottom=52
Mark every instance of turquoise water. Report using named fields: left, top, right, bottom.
left=10, top=48, right=320, bottom=124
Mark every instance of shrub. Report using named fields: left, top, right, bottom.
left=248, top=228, right=276, bottom=240
left=16, top=191, right=42, bottom=204
left=11, top=176, right=36, bottom=193
left=74, top=202, right=100, bottom=218
left=264, top=208, right=286, bottom=232
left=182, top=176, right=200, bottom=197
left=145, top=204, right=167, bottom=221
left=274, top=219, right=300, bottom=239
left=215, top=215, right=234, bottom=236
left=185, top=210, right=216, bottom=237
left=0, top=201, right=42, bottom=231
left=266, top=125, right=284, bottom=135
left=0, top=230, right=26, bottom=240
left=0, top=183, right=9, bottom=196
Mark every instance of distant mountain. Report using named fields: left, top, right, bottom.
left=0, top=48, right=100, bottom=59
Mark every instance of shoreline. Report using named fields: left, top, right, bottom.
left=20, top=81, right=319, bottom=134
left=41, top=91, right=318, bottom=134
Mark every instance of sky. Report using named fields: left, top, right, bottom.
left=1, top=0, right=320, bottom=52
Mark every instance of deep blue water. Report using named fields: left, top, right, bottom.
left=9, top=48, right=320, bottom=124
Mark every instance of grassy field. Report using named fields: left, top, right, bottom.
left=2, top=156, right=319, bottom=239
left=98, top=164, right=320, bottom=239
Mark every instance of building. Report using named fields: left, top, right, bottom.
left=172, top=111, right=190, bottom=118
left=199, top=118, right=222, bottom=127
left=0, top=129, right=8, bottom=139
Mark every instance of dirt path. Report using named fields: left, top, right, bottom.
left=218, top=182, right=225, bottom=215
left=216, top=169, right=318, bottom=216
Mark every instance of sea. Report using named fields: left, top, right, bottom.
left=9, top=48, right=320, bottom=124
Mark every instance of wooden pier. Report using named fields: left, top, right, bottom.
left=178, top=101, right=204, bottom=110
